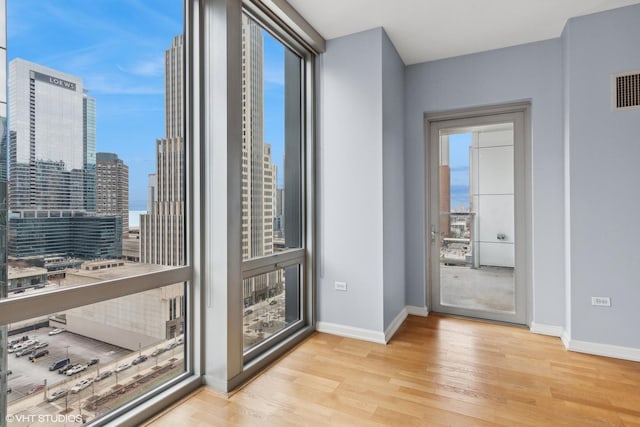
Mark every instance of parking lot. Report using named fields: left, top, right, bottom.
left=7, top=329, right=184, bottom=425
left=7, top=325, right=130, bottom=403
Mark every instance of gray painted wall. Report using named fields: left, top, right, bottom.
left=381, top=30, right=406, bottom=329
left=318, top=28, right=385, bottom=332
left=404, top=39, right=565, bottom=327
left=318, top=27, right=408, bottom=333
left=564, top=5, right=640, bottom=347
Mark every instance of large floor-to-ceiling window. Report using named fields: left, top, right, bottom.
left=0, top=1, right=192, bottom=425
left=240, top=10, right=310, bottom=362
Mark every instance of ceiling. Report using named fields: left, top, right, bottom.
left=287, top=0, right=640, bottom=65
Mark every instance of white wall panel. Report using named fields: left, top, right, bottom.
left=478, top=145, right=514, bottom=195
left=478, top=242, right=515, bottom=268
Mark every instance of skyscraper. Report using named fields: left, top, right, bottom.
left=140, top=35, right=185, bottom=338
left=9, top=59, right=86, bottom=211
left=96, top=152, right=129, bottom=234
left=140, top=35, right=185, bottom=267
left=7, top=59, right=121, bottom=259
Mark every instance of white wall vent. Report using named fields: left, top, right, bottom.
left=612, top=71, right=640, bottom=111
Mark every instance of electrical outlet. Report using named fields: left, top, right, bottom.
left=334, top=281, right=347, bottom=292
left=591, top=297, right=611, bottom=307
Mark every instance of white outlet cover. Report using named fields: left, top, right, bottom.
left=591, top=297, right=611, bottom=307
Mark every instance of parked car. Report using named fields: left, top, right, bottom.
left=33, top=282, right=46, bottom=289
left=8, top=336, right=29, bottom=346
left=244, top=309, right=253, bottom=316
left=47, top=388, right=68, bottom=402
left=132, top=355, right=148, bottom=365
left=66, top=364, right=87, bottom=376
left=59, top=364, right=78, bottom=374
left=151, top=347, right=166, bottom=357
left=9, top=339, right=37, bottom=353
left=115, top=362, right=130, bottom=373
left=71, top=378, right=93, bottom=393
left=50, top=358, right=70, bottom=372
left=27, top=384, right=45, bottom=395
left=29, top=349, right=50, bottom=361
left=269, top=300, right=278, bottom=305
left=94, top=370, right=113, bottom=382
left=165, top=341, right=179, bottom=350
left=33, top=342, right=49, bottom=350
left=15, top=346, right=36, bottom=357
left=87, top=358, right=100, bottom=366
left=48, top=328, right=65, bottom=336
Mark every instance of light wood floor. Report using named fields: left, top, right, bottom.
left=145, top=314, right=640, bottom=426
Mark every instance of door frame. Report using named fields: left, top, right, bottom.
left=424, top=102, right=532, bottom=325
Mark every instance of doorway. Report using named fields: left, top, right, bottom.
left=426, top=105, right=529, bottom=324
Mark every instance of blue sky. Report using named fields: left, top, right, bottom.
left=448, top=133, right=471, bottom=211
left=7, top=0, right=285, bottom=210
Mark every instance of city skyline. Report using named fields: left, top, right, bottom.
left=7, top=0, right=286, bottom=210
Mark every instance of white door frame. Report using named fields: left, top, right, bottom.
left=424, top=102, right=532, bottom=325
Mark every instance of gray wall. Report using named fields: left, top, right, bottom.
left=381, top=30, right=406, bottom=329
left=318, top=28, right=385, bottom=332
left=318, top=27, right=407, bottom=333
left=564, top=5, right=640, bottom=347
left=404, top=39, right=565, bottom=327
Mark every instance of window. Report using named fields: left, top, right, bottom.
left=240, top=11, right=308, bottom=362
left=1, top=0, right=190, bottom=424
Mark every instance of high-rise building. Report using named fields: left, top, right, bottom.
left=96, top=152, right=129, bottom=234
left=9, top=59, right=87, bottom=211
left=164, top=35, right=184, bottom=140
left=139, top=35, right=185, bottom=338
left=7, top=59, right=120, bottom=259
left=84, top=94, right=97, bottom=213
left=140, top=34, right=185, bottom=267
left=241, top=15, right=281, bottom=305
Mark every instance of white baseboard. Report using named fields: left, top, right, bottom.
left=384, top=307, right=408, bottom=343
left=316, top=305, right=416, bottom=345
left=316, top=321, right=386, bottom=344
left=565, top=338, right=640, bottom=362
left=406, top=305, right=429, bottom=317
left=530, top=322, right=564, bottom=337
left=561, top=331, right=571, bottom=349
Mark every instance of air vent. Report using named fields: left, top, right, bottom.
left=612, top=71, right=640, bottom=111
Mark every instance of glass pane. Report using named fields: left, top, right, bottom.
left=243, top=265, right=300, bottom=351
left=241, top=14, right=303, bottom=262
left=2, top=0, right=186, bottom=422
left=4, top=284, right=185, bottom=424
left=4, top=0, right=185, bottom=298
left=439, top=125, right=516, bottom=313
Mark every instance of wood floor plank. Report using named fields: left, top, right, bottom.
left=145, top=314, right=640, bottom=426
